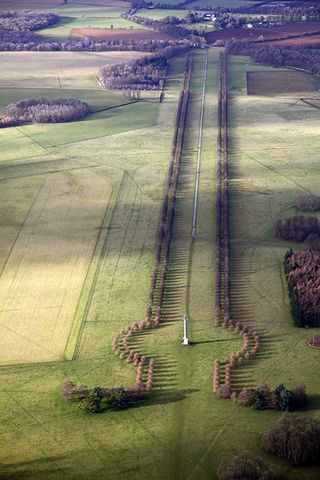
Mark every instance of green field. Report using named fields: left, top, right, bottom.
left=39, top=4, right=146, bottom=40
left=1, top=11, right=320, bottom=477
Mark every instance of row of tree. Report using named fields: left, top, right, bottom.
left=213, top=52, right=262, bottom=401
left=0, top=98, right=89, bottom=128
left=121, top=11, right=204, bottom=41
left=0, top=35, right=193, bottom=52
left=236, top=383, right=308, bottom=411
left=99, top=55, right=168, bottom=91
left=0, top=10, right=59, bottom=32
left=227, top=42, right=320, bottom=77
left=284, top=249, right=320, bottom=327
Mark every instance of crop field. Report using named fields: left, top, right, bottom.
left=70, top=27, right=172, bottom=40
left=266, top=34, right=320, bottom=46
left=246, top=70, right=320, bottom=95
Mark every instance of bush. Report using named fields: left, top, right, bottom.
left=217, top=451, right=276, bottom=480
left=297, top=194, right=320, bottom=212
left=262, top=413, right=320, bottom=465
left=1, top=97, right=90, bottom=127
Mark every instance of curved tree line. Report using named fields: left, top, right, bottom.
left=61, top=53, right=193, bottom=406
left=213, top=52, right=260, bottom=400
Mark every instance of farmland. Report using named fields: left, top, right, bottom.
left=1, top=0, right=320, bottom=479
left=205, top=21, right=320, bottom=43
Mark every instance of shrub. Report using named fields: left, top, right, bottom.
left=291, top=384, right=308, bottom=410
left=217, top=451, right=276, bottom=480
left=1, top=97, right=90, bottom=127
left=297, top=194, right=320, bottom=212
left=262, top=413, right=320, bottom=465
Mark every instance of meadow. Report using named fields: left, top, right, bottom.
left=37, top=4, right=146, bottom=40
left=1, top=3, right=320, bottom=476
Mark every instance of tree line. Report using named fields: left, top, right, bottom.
left=213, top=53, right=262, bottom=401
left=121, top=11, right=205, bottom=42
left=227, top=42, right=320, bottom=77
left=284, top=249, right=320, bottom=327
left=274, top=215, right=319, bottom=243
left=0, top=98, right=90, bottom=128
left=0, top=35, right=193, bottom=53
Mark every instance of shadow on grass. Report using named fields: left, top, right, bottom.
left=0, top=457, right=69, bottom=479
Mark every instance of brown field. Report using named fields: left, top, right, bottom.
left=205, top=22, right=320, bottom=43
left=68, top=0, right=131, bottom=6
left=0, top=0, right=64, bottom=10
left=246, top=70, right=319, bottom=95
left=70, top=27, right=172, bottom=41
left=0, top=169, right=111, bottom=365
left=266, top=33, right=320, bottom=46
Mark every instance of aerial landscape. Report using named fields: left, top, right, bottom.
left=0, top=0, right=320, bottom=479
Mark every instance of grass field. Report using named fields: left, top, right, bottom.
left=0, top=51, right=146, bottom=89
left=0, top=0, right=64, bottom=10
left=0, top=170, right=111, bottom=365
left=1, top=21, right=320, bottom=479
left=39, top=4, right=145, bottom=40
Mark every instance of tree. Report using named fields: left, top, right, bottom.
left=217, top=452, right=276, bottom=480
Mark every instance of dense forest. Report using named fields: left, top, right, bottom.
left=0, top=98, right=90, bottom=127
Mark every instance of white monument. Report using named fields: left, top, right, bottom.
left=183, top=313, right=189, bottom=345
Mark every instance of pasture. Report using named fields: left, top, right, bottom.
left=1, top=0, right=320, bottom=473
